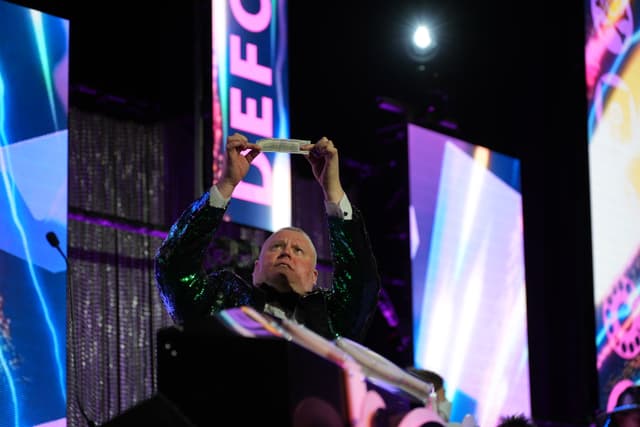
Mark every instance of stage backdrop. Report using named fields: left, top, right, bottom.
left=585, top=0, right=640, bottom=411
left=408, top=124, right=530, bottom=427
left=0, top=1, right=69, bottom=426
left=210, top=0, right=292, bottom=232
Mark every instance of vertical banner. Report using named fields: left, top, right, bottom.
left=211, top=0, right=291, bottom=232
left=0, top=1, right=69, bottom=426
left=585, top=0, right=640, bottom=412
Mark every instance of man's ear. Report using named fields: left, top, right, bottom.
left=251, top=259, right=260, bottom=281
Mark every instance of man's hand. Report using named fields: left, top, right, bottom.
left=302, top=137, right=345, bottom=203
left=216, top=133, right=262, bottom=199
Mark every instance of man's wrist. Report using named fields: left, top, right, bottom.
left=325, top=194, right=352, bottom=219
left=210, top=185, right=231, bottom=208
left=215, top=180, right=235, bottom=200
left=323, top=187, right=345, bottom=204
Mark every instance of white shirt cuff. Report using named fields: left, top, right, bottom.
left=209, top=185, right=231, bottom=208
left=211, top=184, right=352, bottom=219
left=324, top=194, right=353, bottom=220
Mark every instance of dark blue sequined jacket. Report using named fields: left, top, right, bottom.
left=154, top=191, right=380, bottom=342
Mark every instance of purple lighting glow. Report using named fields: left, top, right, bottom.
left=69, top=211, right=168, bottom=239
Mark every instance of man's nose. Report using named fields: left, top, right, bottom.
left=277, top=245, right=292, bottom=257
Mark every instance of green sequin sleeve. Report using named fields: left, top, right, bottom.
left=154, top=191, right=226, bottom=323
left=326, top=206, right=381, bottom=341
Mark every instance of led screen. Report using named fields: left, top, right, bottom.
left=585, top=0, right=640, bottom=411
left=0, top=1, right=68, bottom=426
left=408, top=124, right=529, bottom=426
left=211, top=0, right=292, bottom=232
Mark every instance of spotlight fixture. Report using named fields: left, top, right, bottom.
left=407, top=23, right=438, bottom=64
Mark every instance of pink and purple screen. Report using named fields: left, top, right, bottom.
left=585, top=0, right=640, bottom=411
left=0, top=1, right=69, bottom=426
left=408, top=124, right=530, bottom=426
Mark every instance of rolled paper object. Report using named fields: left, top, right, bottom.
left=255, top=138, right=310, bottom=154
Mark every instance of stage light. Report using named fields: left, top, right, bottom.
left=407, top=23, right=438, bottom=65
left=413, top=25, right=433, bottom=49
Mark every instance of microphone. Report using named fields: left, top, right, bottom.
left=46, top=231, right=68, bottom=267
left=46, top=231, right=59, bottom=247
left=45, top=231, right=96, bottom=427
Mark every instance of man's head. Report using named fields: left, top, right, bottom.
left=406, top=367, right=446, bottom=401
left=406, top=367, right=451, bottom=422
left=252, top=227, right=318, bottom=295
left=496, top=414, right=536, bottom=427
left=608, top=385, right=640, bottom=427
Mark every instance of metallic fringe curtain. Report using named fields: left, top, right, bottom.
left=67, top=108, right=175, bottom=426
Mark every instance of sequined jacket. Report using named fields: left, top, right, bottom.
left=154, top=191, right=381, bottom=343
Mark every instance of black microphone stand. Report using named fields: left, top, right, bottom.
left=46, top=231, right=97, bottom=427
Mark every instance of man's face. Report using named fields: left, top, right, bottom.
left=252, top=229, right=318, bottom=295
left=615, top=411, right=640, bottom=427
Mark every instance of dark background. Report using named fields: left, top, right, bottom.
left=13, top=0, right=598, bottom=425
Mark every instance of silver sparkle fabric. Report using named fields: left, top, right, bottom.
left=67, top=109, right=175, bottom=426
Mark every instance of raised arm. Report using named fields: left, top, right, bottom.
left=301, top=137, right=381, bottom=341
left=326, top=205, right=381, bottom=341
left=301, top=136, right=345, bottom=204
left=154, top=133, right=262, bottom=322
left=215, top=133, right=262, bottom=199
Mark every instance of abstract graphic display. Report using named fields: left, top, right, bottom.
left=0, top=1, right=68, bottom=426
left=585, top=0, right=640, bottom=411
left=408, top=124, right=529, bottom=427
